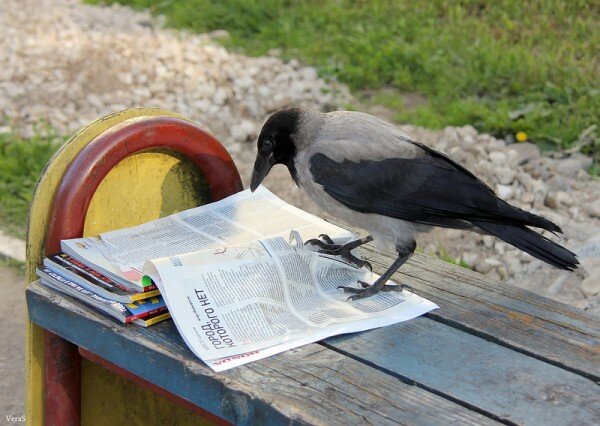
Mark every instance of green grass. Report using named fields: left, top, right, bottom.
left=436, top=244, right=472, bottom=269
left=0, top=125, right=64, bottom=239
left=417, top=244, right=472, bottom=269
left=88, top=0, right=598, bottom=160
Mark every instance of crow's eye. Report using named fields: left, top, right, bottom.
left=262, top=140, right=274, bottom=151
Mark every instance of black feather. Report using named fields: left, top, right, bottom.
left=310, top=152, right=561, bottom=232
left=472, top=221, right=578, bottom=270
left=310, top=150, right=577, bottom=270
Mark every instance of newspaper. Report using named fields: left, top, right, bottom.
left=93, top=187, right=437, bottom=371
left=99, top=187, right=355, bottom=283
left=142, top=232, right=438, bottom=371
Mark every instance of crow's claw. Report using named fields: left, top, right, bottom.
left=358, top=259, right=373, bottom=272
left=305, top=236, right=341, bottom=251
left=305, top=234, right=373, bottom=270
left=318, top=234, right=335, bottom=245
left=338, top=280, right=406, bottom=301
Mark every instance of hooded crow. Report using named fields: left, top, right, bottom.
left=250, top=107, right=579, bottom=300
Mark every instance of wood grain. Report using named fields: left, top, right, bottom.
left=27, top=281, right=499, bottom=426
left=325, top=317, right=600, bottom=425
left=361, top=246, right=600, bottom=381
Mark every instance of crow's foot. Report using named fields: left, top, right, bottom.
left=338, top=280, right=409, bottom=301
left=305, top=234, right=373, bottom=271
left=338, top=239, right=416, bottom=301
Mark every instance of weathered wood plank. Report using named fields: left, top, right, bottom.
left=325, top=317, right=600, bottom=426
left=362, top=247, right=600, bottom=381
left=27, top=281, right=499, bottom=426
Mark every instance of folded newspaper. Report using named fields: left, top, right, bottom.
left=64, top=187, right=438, bottom=371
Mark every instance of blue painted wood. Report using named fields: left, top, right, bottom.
left=364, top=248, right=600, bottom=381
left=27, top=281, right=498, bottom=426
left=325, top=317, right=600, bottom=426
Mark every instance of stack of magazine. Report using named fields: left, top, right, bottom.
left=37, top=251, right=170, bottom=327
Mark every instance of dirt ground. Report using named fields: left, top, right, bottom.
left=0, top=266, right=25, bottom=423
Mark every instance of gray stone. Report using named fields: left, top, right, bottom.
left=494, top=241, right=507, bottom=255
left=555, top=154, right=593, bottom=177
left=504, top=148, right=518, bottom=163
left=445, top=229, right=463, bottom=239
left=495, top=167, right=516, bottom=185
left=461, top=252, right=480, bottom=267
left=475, top=257, right=502, bottom=274
left=482, top=236, right=495, bottom=248
left=581, top=274, right=600, bottom=296
left=544, top=191, right=572, bottom=209
left=576, top=231, right=600, bottom=254
left=489, top=151, right=507, bottom=165
left=558, top=191, right=574, bottom=207
left=547, top=176, right=569, bottom=191
left=496, top=184, right=514, bottom=199
left=486, top=269, right=502, bottom=281
left=207, top=29, right=231, bottom=40
left=520, top=192, right=535, bottom=205
left=562, top=220, right=598, bottom=242
left=587, top=200, right=600, bottom=218
left=230, top=119, right=256, bottom=141
left=504, top=252, right=522, bottom=274
left=510, top=142, right=541, bottom=163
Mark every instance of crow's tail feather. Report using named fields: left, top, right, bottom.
left=472, top=221, right=579, bottom=271
left=495, top=199, right=563, bottom=234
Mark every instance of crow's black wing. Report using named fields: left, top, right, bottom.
left=309, top=151, right=559, bottom=231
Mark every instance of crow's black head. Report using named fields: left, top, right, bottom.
left=250, top=108, right=301, bottom=191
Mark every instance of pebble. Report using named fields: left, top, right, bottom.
left=575, top=235, right=600, bottom=259
left=495, top=167, right=516, bottom=185
left=520, top=192, right=535, bottom=205
left=482, top=236, right=495, bottom=249
left=494, top=241, right=507, bottom=255
left=475, top=258, right=502, bottom=274
left=554, top=154, right=593, bottom=177
left=587, top=200, right=600, bottom=218
left=0, top=0, right=350, bottom=141
left=496, top=184, right=514, bottom=199
left=489, top=151, right=507, bottom=165
left=544, top=191, right=573, bottom=209
left=581, top=275, right=600, bottom=297
left=461, top=252, right=480, bottom=267
left=1, top=0, right=599, bottom=314
left=504, top=252, right=522, bottom=275
left=511, top=143, right=541, bottom=163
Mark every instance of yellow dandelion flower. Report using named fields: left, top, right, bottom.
left=516, top=131, right=528, bottom=142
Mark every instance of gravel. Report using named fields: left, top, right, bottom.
left=0, top=0, right=350, bottom=141
left=1, top=0, right=598, bottom=315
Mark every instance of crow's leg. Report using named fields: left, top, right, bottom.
left=305, top=234, right=373, bottom=270
left=339, top=239, right=416, bottom=301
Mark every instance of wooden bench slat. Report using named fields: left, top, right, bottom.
left=27, top=281, right=499, bottom=426
left=408, top=254, right=598, bottom=335
left=325, top=317, right=600, bottom=426
left=363, top=247, right=600, bottom=381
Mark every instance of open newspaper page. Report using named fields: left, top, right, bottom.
left=99, top=187, right=354, bottom=283
left=143, top=234, right=438, bottom=371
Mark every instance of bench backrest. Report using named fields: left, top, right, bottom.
left=25, top=108, right=242, bottom=425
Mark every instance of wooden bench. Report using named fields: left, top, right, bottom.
left=26, top=110, right=600, bottom=425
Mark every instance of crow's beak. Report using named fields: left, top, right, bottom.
left=250, top=151, right=275, bottom=192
